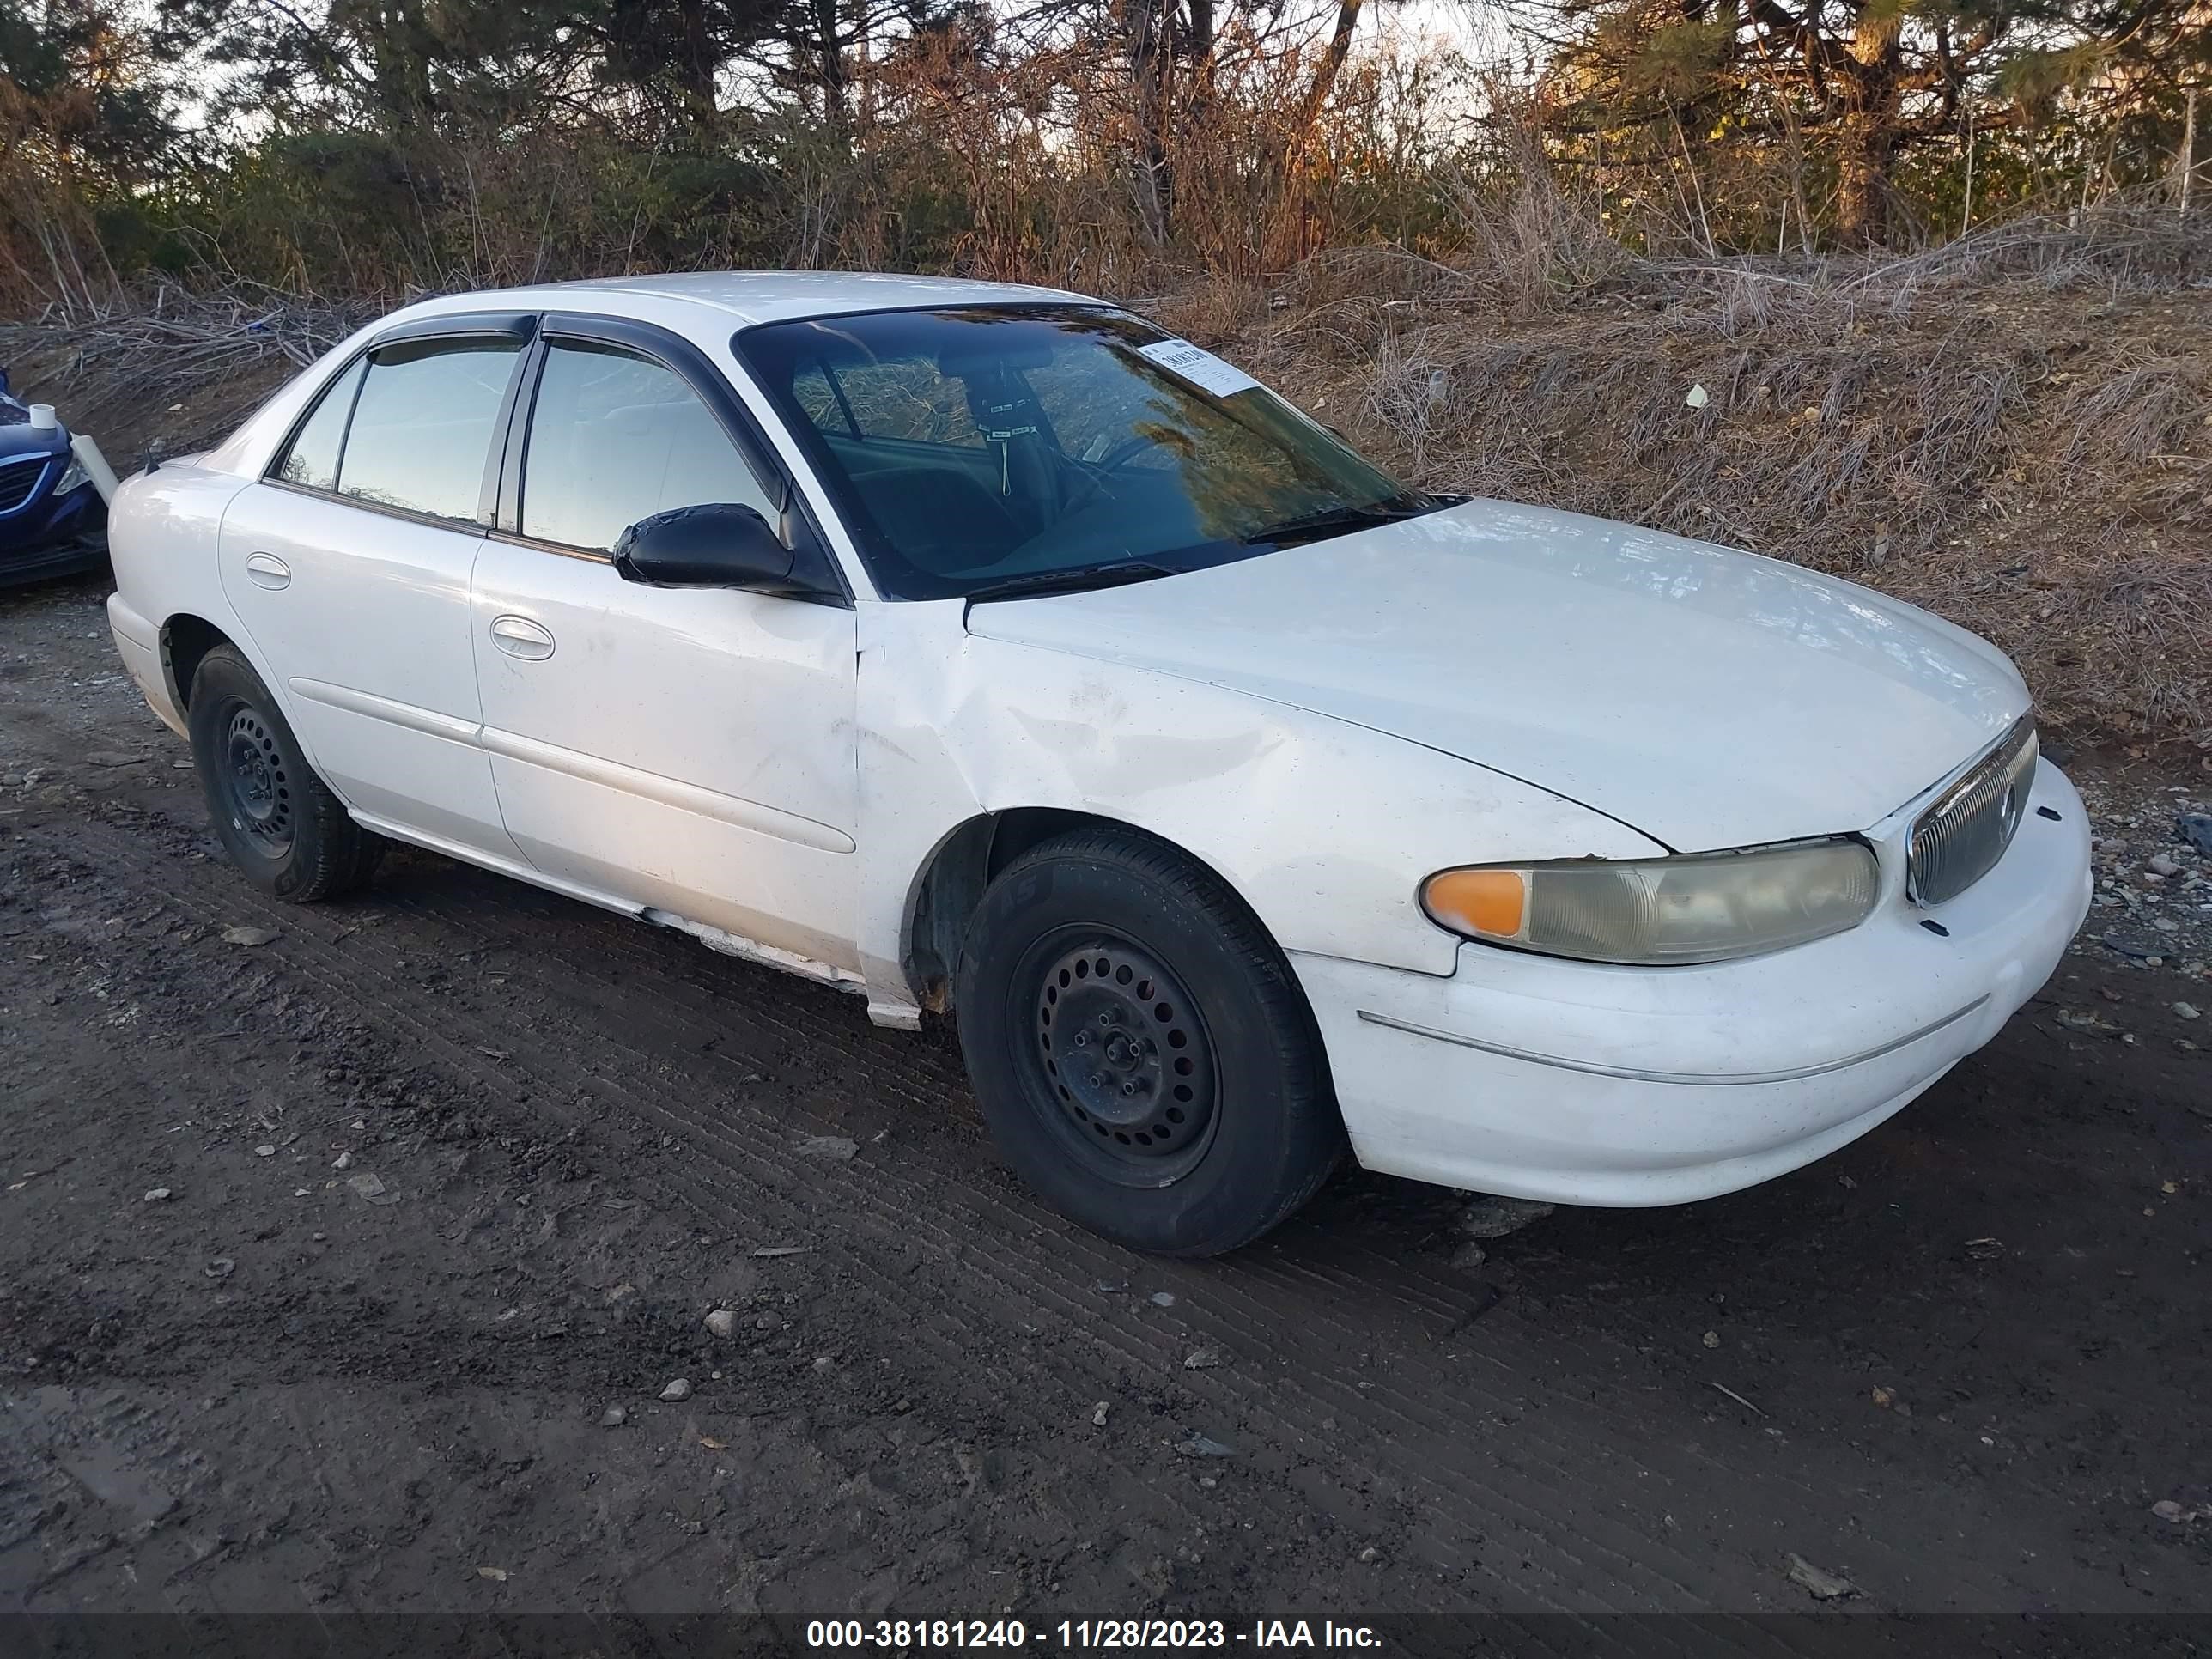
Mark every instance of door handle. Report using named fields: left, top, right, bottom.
left=489, top=615, right=556, bottom=661
left=244, top=553, right=290, bottom=590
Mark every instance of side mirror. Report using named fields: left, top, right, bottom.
left=613, top=502, right=797, bottom=592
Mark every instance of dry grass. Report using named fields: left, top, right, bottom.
left=1159, top=202, right=2212, bottom=757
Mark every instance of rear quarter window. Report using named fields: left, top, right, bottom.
left=272, top=357, right=366, bottom=492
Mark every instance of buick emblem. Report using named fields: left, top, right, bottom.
left=2000, top=781, right=2021, bottom=836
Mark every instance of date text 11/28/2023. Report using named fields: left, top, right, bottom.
left=805, top=1620, right=1384, bottom=1650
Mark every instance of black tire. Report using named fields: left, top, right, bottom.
left=954, top=826, right=1344, bottom=1256
left=187, top=644, right=384, bottom=902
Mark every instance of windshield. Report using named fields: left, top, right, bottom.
left=734, top=305, right=1433, bottom=601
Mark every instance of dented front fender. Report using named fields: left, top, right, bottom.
left=854, top=600, right=1664, bottom=1006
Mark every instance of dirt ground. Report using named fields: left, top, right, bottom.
left=1, top=569, right=2208, bottom=1642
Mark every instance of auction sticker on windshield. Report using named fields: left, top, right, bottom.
left=1136, top=338, right=1261, bottom=399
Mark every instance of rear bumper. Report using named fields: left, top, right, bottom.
left=108, top=592, right=186, bottom=738
left=1295, top=759, right=2093, bottom=1206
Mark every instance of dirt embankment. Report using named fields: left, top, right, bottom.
left=1154, top=216, right=2212, bottom=760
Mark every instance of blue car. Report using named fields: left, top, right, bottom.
left=0, top=368, right=109, bottom=585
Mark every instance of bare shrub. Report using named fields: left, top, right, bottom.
left=1439, top=93, right=1635, bottom=318
left=1359, top=332, right=1459, bottom=471
left=0, top=285, right=368, bottom=456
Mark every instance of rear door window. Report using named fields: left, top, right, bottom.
left=518, top=340, right=776, bottom=552
left=337, top=337, right=522, bottom=521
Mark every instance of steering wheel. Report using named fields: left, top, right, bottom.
left=1086, top=432, right=1164, bottom=475
left=1056, top=430, right=1166, bottom=520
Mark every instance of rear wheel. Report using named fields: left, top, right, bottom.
left=188, top=645, right=383, bottom=902
left=955, top=826, right=1343, bottom=1256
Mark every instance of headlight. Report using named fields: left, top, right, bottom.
left=1421, top=838, right=1880, bottom=965
left=53, top=454, right=90, bottom=495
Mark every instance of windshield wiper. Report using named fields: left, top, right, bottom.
left=963, top=562, right=1182, bottom=604
left=1238, top=501, right=1431, bottom=548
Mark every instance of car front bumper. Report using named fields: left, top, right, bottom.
left=0, top=477, right=106, bottom=586
left=1292, top=757, right=2094, bottom=1207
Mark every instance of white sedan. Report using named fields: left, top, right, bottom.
left=104, top=273, right=2093, bottom=1255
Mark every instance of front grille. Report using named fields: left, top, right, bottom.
left=1908, top=716, right=2038, bottom=906
left=0, top=455, right=46, bottom=515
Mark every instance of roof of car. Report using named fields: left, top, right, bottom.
left=407, top=270, right=1097, bottom=327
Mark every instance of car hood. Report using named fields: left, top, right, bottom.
left=0, top=391, right=68, bottom=462
left=963, top=499, right=2028, bottom=852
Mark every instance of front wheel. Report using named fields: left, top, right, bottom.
left=954, top=826, right=1344, bottom=1256
left=187, top=644, right=384, bottom=902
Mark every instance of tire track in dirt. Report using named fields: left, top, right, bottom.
left=0, top=887, right=1168, bottom=1618
left=208, top=860, right=1772, bottom=1625
left=13, top=827, right=1315, bottom=1605
left=21, top=816, right=1693, bottom=1635
left=0, top=813, right=2063, bottom=1628
left=350, top=865, right=2118, bottom=1623
left=16, top=801, right=2173, bottom=1631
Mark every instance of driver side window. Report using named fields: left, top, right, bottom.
left=520, top=341, right=776, bottom=552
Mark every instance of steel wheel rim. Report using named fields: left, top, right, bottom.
left=219, top=701, right=294, bottom=857
left=1019, top=927, right=1220, bottom=1187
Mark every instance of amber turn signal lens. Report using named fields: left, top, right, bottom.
left=1421, top=868, right=1527, bottom=939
